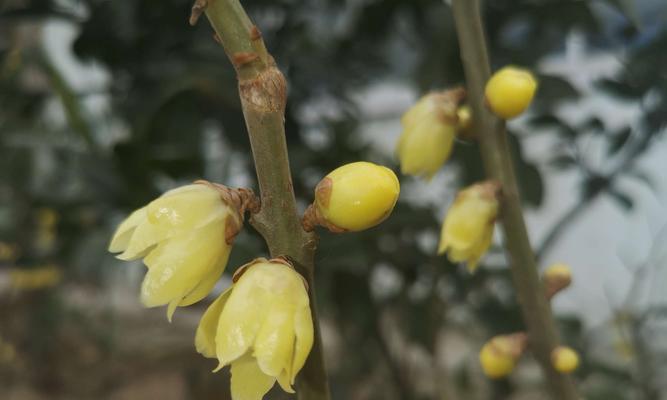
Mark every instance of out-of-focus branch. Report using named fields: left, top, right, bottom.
left=191, top=1, right=329, bottom=399
left=450, top=1, right=579, bottom=398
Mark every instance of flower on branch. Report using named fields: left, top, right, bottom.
left=438, top=181, right=500, bottom=272
left=552, top=346, right=580, bottom=374
left=479, top=332, right=527, bottom=379
left=195, top=258, right=313, bottom=400
left=396, top=87, right=465, bottom=179
left=485, top=66, right=537, bottom=120
left=108, top=183, right=257, bottom=321
left=303, top=161, right=400, bottom=233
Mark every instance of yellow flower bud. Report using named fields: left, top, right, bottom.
left=304, top=161, right=400, bottom=232
left=456, top=105, right=473, bottom=137
left=396, top=88, right=465, bottom=179
left=438, top=181, right=499, bottom=272
left=108, top=183, right=255, bottom=321
left=552, top=346, right=580, bottom=374
left=543, top=262, right=572, bottom=300
left=479, top=333, right=527, bottom=379
left=195, top=258, right=313, bottom=400
left=485, top=66, right=537, bottom=119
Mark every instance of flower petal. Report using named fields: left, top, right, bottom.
left=118, top=185, right=231, bottom=260
left=215, top=268, right=271, bottom=366
left=230, top=353, right=276, bottom=400
left=291, top=305, right=314, bottom=383
left=140, top=221, right=226, bottom=308
left=276, top=368, right=295, bottom=394
left=253, top=304, right=295, bottom=378
left=195, top=287, right=233, bottom=359
left=108, top=207, right=147, bottom=253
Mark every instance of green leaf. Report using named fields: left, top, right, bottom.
left=596, top=79, right=645, bottom=100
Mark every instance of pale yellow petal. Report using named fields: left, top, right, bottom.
left=195, top=287, right=233, bottom=359
left=291, top=305, right=314, bottom=383
left=108, top=207, right=147, bottom=253
left=253, top=305, right=295, bottom=377
left=230, top=353, right=276, bottom=400
left=277, top=369, right=295, bottom=393
left=215, top=267, right=271, bottom=366
left=398, top=119, right=454, bottom=179
left=140, top=221, right=226, bottom=308
left=118, top=185, right=232, bottom=260
left=178, top=245, right=231, bottom=307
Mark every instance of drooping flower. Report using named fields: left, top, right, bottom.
left=108, top=182, right=257, bottom=321
left=303, top=161, right=400, bottom=233
left=479, top=333, right=527, bottom=379
left=551, top=346, right=580, bottom=374
left=396, top=88, right=465, bottom=179
left=438, top=181, right=500, bottom=272
left=195, top=258, right=313, bottom=400
left=485, top=66, right=537, bottom=119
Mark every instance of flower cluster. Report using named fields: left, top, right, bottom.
left=109, top=163, right=399, bottom=399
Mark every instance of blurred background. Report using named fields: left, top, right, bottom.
left=1, top=0, right=667, bottom=399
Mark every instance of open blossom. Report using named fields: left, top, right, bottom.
left=438, top=181, right=500, bottom=272
left=396, top=88, right=464, bottom=179
left=109, top=183, right=247, bottom=321
left=195, top=258, right=313, bottom=400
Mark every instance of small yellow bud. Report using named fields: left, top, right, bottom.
left=438, top=181, right=499, bottom=272
left=195, top=258, right=313, bottom=400
left=396, top=88, right=465, bottom=179
left=304, top=161, right=400, bottom=232
left=108, top=183, right=256, bottom=321
left=552, top=346, right=580, bottom=374
left=543, top=263, right=572, bottom=300
left=456, top=105, right=473, bottom=138
left=479, top=333, right=527, bottom=379
left=485, top=66, right=537, bottom=119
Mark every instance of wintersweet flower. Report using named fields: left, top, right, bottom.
left=303, top=161, right=400, bottom=233
left=108, top=182, right=256, bottom=321
left=438, top=181, right=500, bottom=272
left=195, top=258, right=313, bottom=400
left=479, top=333, right=527, bottom=379
left=485, top=66, right=537, bottom=119
left=396, top=88, right=465, bottom=179
left=544, top=262, right=573, bottom=299
left=552, top=346, right=580, bottom=374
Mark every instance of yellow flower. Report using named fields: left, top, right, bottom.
left=396, top=88, right=464, bottom=179
left=479, top=333, right=526, bottom=379
left=9, top=265, right=62, bottom=290
left=108, top=183, right=247, bottom=321
left=544, top=262, right=572, bottom=299
left=438, top=181, right=499, bottom=272
left=551, top=346, right=579, bottom=374
left=195, top=258, right=313, bottom=400
left=485, top=66, right=537, bottom=119
left=304, top=161, right=400, bottom=232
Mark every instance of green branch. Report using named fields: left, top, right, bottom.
left=191, top=1, right=330, bottom=398
left=450, top=1, right=579, bottom=398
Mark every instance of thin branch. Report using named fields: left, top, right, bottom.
left=192, top=1, right=330, bottom=399
left=451, top=1, right=579, bottom=398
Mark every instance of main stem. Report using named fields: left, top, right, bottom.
left=196, top=1, right=330, bottom=398
left=451, top=1, right=579, bottom=398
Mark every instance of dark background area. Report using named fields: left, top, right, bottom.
left=1, top=0, right=667, bottom=399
